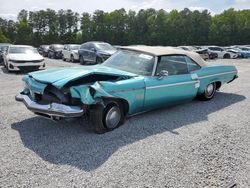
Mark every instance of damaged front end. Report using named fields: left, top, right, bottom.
left=16, top=69, right=136, bottom=120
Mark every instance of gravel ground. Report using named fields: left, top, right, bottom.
left=0, top=58, right=249, bottom=188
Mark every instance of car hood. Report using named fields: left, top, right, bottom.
left=28, top=65, right=137, bottom=88
left=98, top=50, right=116, bottom=55
left=9, top=53, right=43, bottom=61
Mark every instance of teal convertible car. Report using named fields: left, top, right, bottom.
left=16, top=46, right=238, bottom=133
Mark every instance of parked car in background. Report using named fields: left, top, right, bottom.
left=238, top=46, right=250, bottom=51
left=178, top=46, right=210, bottom=60
left=3, top=45, right=45, bottom=72
left=16, top=46, right=238, bottom=133
left=48, top=44, right=64, bottom=59
left=178, top=46, right=196, bottom=51
left=226, top=47, right=250, bottom=58
left=195, top=48, right=209, bottom=60
left=78, top=41, right=116, bottom=64
left=0, top=43, right=11, bottom=64
left=207, top=46, right=238, bottom=59
left=38, top=45, right=49, bottom=57
left=62, top=44, right=80, bottom=62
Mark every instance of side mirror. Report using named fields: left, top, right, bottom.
left=158, top=70, right=168, bottom=79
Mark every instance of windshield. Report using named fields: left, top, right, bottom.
left=42, top=45, right=49, bottom=49
left=0, top=46, right=8, bottom=52
left=9, top=47, right=39, bottom=54
left=103, top=50, right=155, bottom=76
left=70, top=45, right=80, bottom=50
left=53, top=45, right=63, bottom=50
left=95, top=43, right=115, bottom=51
left=240, top=47, right=250, bottom=51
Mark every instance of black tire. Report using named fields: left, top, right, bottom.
left=6, top=63, right=10, bottom=72
left=199, top=82, right=216, bottom=101
left=80, top=55, right=85, bottom=65
left=70, top=55, right=75, bottom=63
left=223, top=53, right=230, bottom=59
left=90, top=100, right=125, bottom=134
left=96, top=57, right=103, bottom=64
left=62, top=55, right=66, bottom=61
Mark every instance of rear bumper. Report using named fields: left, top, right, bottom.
left=15, top=93, right=84, bottom=118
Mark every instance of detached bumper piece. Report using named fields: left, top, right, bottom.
left=15, top=93, right=84, bottom=118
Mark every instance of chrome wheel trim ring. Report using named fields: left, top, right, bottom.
left=206, top=83, right=215, bottom=98
left=105, top=106, right=121, bottom=129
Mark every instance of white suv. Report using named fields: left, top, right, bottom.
left=62, top=44, right=80, bottom=62
left=207, top=46, right=238, bottom=59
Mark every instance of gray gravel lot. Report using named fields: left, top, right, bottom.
left=0, top=58, right=249, bottom=187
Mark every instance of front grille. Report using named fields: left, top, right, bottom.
left=13, top=60, right=43, bottom=63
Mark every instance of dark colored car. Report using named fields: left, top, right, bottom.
left=196, top=49, right=209, bottom=60
left=78, top=41, right=116, bottom=64
left=48, top=44, right=64, bottom=59
left=208, top=51, right=218, bottom=59
left=38, top=45, right=50, bottom=57
left=0, top=43, right=11, bottom=64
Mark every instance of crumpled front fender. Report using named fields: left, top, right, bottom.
left=70, top=82, right=117, bottom=105
left=70, top=77, right=146, bottom=115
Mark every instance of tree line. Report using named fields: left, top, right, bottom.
left=0, top=8, right=250, bottom=47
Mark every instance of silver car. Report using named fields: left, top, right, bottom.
left=3, top=45, right=45, bottom=72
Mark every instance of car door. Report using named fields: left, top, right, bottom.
left=82, top=43, right=90, bottom=61
left=89, top=43, right=96, bottom=62
left=144, top=55, right=200, bottom=110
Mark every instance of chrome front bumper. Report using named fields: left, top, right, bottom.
left=15, top=93, right=84, bottom=118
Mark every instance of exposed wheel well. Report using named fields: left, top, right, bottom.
left=215, top=81, right=222, bottom=90
left=103, top=97, right=129, bottom=116
left=119, top=98, right=129, bottom=115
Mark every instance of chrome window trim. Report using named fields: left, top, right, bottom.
left=199, top=71, right=237, bottom=79
left=146, top=80, right=196, bottom=89
left=151, top=56, right=158, bottom=76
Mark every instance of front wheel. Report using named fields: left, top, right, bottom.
left=199, top=82, right=216, bottom=101
left=223, top=53, right=230, bottom=59
left=79, top=55, right=85, bottom=65
left=90, top=100, right=125, bottom=134
left=96, top=57, right=103, bottom=64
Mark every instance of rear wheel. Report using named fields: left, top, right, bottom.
left=90, top=100, right=125, bottom=134
left=199, top=82, right=216, bottom=101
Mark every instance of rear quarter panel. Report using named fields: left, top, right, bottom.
left=196, top=64, right=237, bottom=94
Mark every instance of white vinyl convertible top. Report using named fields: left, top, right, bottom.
left=121, top=45, right=207, bottom=67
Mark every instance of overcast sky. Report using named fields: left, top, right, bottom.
left=1, top=0, right=250, bottom=20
